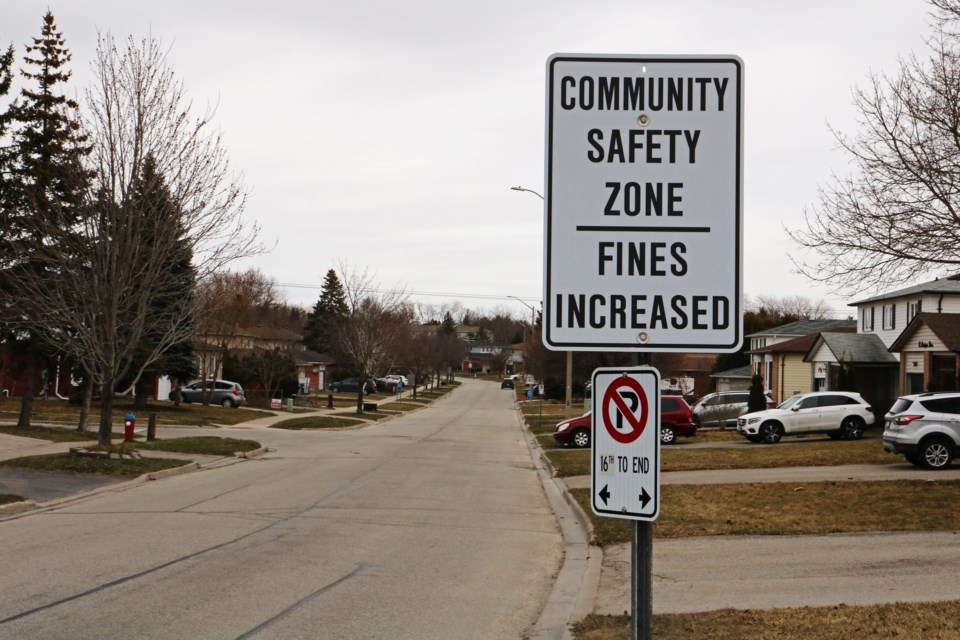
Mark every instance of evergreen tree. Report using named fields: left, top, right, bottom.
left=128, top=156, right=197, bottom=408
left=0, top=12, right=88, bottom=427
left=747, top=374, right=767, bottom=413
left=439, top=311, right=456, bottom=336
left=303, top=269, right=348, bottom=353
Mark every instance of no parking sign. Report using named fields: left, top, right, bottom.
left=591, top=367, right=660, bottom=520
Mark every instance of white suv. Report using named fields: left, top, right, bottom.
left=883, top=392, right=960, bottom=469
left=736, top=391, right=875, bottom=444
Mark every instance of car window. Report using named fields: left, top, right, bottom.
left=778, top=395, right=801, bottom=410
left=215, top=382, right=230, bottom=390
left=920, top=396, right=960, bottom=414
left=662, top=398, right=679, bottom=411
left=817, top=395, right=843, bottom=407
left=796, top=397, right=817, bottom=409
left=889, top=398, right=913, bottom=414
left=732, top=393, right=749, bottom=403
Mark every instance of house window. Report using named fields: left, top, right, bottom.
left=861, top=307, right=875, bottom=331
left=907, top=300, right=921, bottom=322
left=882, top=304, right=896, bottom=330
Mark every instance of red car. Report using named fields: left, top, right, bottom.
left=553, top=395, right=697, bottom=448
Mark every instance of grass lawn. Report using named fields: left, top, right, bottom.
left=572, top=601, right=960, bottom=640
left=545, top=437, right=895, bottom=477
left=0, top=436, right=259, bottom=476
left=0, top=398, right=274, bottom=428
left=0, top=493, right=25, bottom=505
left=0, top=453, right=189, bottom=476
left=0, top=424, right=103, bottom=443
left=570, top=480, right=960, bottom=544
left=271, top=416, right=366, bottom=430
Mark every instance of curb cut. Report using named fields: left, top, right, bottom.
left=145, top=462, right=200, bottom=481
left=0, top=500, right=38, bottom=516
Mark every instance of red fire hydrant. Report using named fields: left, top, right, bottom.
left=124, top=413, right=136, bottom=442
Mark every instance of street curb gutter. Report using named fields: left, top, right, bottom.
left=520, top=405, right=602, bottom=640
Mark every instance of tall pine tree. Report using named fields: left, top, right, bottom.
left=304, top=269, right=348, bottom=353
left=0, top=12, right=88, bottom=427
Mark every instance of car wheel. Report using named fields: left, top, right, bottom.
left=571, top=428, right=590, bottom=448
left=221, top=398, right=235, bottom=408
left=660, top=425, right=677, bottom=445
left=905, top=453, right=924, bottom=467
left=759, top=422, right=784, bottom=444
left=840, top=416, right=865, bottom=440
left=918, top=437, right=953, bottom=470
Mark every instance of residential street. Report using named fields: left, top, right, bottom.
left=0, top=380, right=562, bottom=640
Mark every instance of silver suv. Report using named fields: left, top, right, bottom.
left=883, top=392, right=960, bottom=469
left=170, top=379, right=247, bottom=408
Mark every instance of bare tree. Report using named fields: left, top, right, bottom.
left=193, top=269, right=277, bottom=404
left=3, top=34, right=262, bottom=445
left=790, top=0, right=960, bottom=295
left=331, top=266, right=411, bottom=413
left=751, top=295, right=834, bottom=320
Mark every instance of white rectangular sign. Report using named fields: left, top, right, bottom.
left=591, top=367, right=660, bottom=521
left=544, top=54, right=743, bottom=352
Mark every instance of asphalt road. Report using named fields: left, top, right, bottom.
left=0, top=379, right=562, bottom=640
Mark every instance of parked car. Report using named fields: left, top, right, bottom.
left=553, top=395, right=697, bottom=448
left=553, top=411, right=592, bottom=448
left=330, top=378, right=377, bottom=394
left=501, top=378, right=515, bottom=390
left=384, top=374, right=408, bottom=386
left=170, top=379, right=246, bottom=408
left=736, top=391, right=875, bottom=444
left=691, top=390, right=775, bottom=427
left=659, top=395, right=698, bottom=444
left=883, top=392, right=960, bottom=469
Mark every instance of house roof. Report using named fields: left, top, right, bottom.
left=746, top=319, right=856, bottom=339
left=290, top=350, right=335, bottom=365
left=751, top=326, right=855, bottom=355
left=805, top=332, right=898, bottom=365
left=710, top=365, right=752, bottom=379
left=889, top=312, right=960, bottom=352
left=849, top=273, right=960, bottom=306
left=238, top=325, right=304, bottom=342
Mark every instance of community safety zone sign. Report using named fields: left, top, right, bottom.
left=591, top=367, right=660, bottom=521
left=544, top=54, right=743, bottom=352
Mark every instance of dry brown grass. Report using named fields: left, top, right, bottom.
left=571, top=480, right=960, bottom=544
left=573, top=601, right=960, bottom=640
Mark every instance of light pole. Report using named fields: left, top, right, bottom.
left=509, top=185, right=575, bottom=416
left=507, top=295, right=537, bottom=377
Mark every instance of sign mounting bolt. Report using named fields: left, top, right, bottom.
left=637, top=113, right=650, bottom=127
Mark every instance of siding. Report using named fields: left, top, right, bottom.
left=780, top=353, right=812, bottom=400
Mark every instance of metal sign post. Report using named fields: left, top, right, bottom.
left=590, top=367, right=659, bottom=639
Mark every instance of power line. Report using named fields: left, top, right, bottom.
left=275, top=282, right=540, bottom=304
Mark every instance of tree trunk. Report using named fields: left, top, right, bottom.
left=98, top=382, right=115, bottom=446
left=77, top=381, right=93, bottom=432
left=17, top=353, right=38, bottom=428
left=133, top=375, right=149, bottom=410
left=356, top=388, right=363, bottom=414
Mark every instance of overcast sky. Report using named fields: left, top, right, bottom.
left=3, top=0, right=934, bottom=320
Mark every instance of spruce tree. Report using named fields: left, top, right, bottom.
left=304, top=269, right=348, bottom=353
left=747, top=374, right=768, bottom=413
left=0, top=12, right=88, bottom=427
left=128, top=156, right=197, bottom=408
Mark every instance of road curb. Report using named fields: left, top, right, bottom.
left=519, top=403, right=602, bottom=639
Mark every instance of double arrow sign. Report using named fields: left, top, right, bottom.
left=597, top=484, right=653, bottom=509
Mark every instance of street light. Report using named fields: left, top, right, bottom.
left=509, top=185, right=575, bottom=416
left=510, top=185, right=544, bottom=200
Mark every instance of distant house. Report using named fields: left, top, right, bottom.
left=752, top=327, right=856, bottom=404
left=804, top=332, right=900, bottom=416
left=747, top=319, right=857, bottom=394
left=710, top=365, right=753, bottom=392
left=888, top=312, right=960, bottom=395
left=848, top=274, right=960, bottom=348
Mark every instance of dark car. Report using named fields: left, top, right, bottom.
left=330, top=377, right=377, bottom=394
left=169, top=379, right=246, bottom=408
left=553, top=396, right=697, bottom=448
left=659, top=395, right=698, bottom=444
left=501, top=378, right=515, bottom=390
